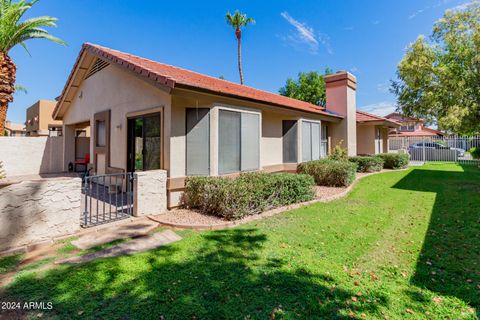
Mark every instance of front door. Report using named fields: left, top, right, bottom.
left=127, top=113, right=161, bottom=172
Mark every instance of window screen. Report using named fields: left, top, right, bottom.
left=302, top=122, right=312, bottom=162
left=241, top=113, right=260, bottom=171
left=219, top=109, right=260, bottom=174
left=302, top=121, right=321, bottom=162
left=186, top=108, right=210, bottom=175
left=282, top=120, right=298, bottom=163
left=219, top=110, right=241, bottom=174
left=96, top=120, right=106, bottom=147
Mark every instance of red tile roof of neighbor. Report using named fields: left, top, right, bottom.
left=54, top=43, right=343, bottom=119
left=390, top=128, right=445, bottom=137
left=356, top=110, right=401, bottom=126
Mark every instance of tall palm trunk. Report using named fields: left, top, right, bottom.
left=236, top=28, right=244, bottom=85
left=0, top=53, right=16, bottom=136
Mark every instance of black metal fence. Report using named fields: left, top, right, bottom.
left=81, top=172, right=135, bottom=227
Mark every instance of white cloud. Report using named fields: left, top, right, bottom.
left=376, top=82, right=390, bottom=93
left=408, top=9, right=425, bottom=19
left=350, top=66, right=360, bottom=74
left=360, top=101, right=397, bottom=116
left=280, top=11, right=332, bottom=55
left=448, top=1, right=472, bottom=11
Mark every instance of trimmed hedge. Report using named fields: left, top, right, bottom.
left=349, top=156, right=384, bottom=173
left=184, top=172, right=315, bottom=220
left=376, top=153, right=409, bottom=169
left=297, top=159, right=357, bottom=187
left=469, top=147, right=480, bottom=160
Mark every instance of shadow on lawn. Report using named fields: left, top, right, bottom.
left=393, top=164, right=480, bottom=309
left=1, top=229, right=388, bottom=319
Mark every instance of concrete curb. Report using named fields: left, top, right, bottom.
left=148, top=168, right=407, bottom=230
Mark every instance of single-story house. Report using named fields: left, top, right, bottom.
left=53, top=43, right=398, bottom=208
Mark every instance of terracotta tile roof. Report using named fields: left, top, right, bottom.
left=356, top=110, right=400, bottom=126
left=54, top=43, right=343, bottom=119
left=389, top=128, right=445, bottom=137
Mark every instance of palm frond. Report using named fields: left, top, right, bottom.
left=0, top=0, right=65, bottom=53
left=225, top=10, right=255, bottom=29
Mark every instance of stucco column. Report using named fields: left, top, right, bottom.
left=325, top=72, right=357, bottom=156
left=133, top=170, right=167, bottom=216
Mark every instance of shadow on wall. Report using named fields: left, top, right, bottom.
left=2, top=229, right=389, bottom=318
left=0, top=137, right=64, bottom=177
left=39, top=137, right=64, bottom=174
left=392, top=165, right=480, bottom=309
left=0, top=181, right=43, bottom=252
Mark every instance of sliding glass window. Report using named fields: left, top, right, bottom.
left=302, top=121, right=321, bottom=162
left=186, top=108, right=210, bottom=176
left=219, top=110, right=260, bottom=175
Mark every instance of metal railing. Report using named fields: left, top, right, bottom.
left=81, top=172, right=135, bottom=227
left=389, top=135, right=480, bottom=165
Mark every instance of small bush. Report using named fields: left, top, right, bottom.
left=0, top=161, right=5, bottom=179
left=349, top=156, right=384, bottom=173
left=375, top=153, right=409, bottom=169
left=297, top=159, right=357, bottom=187
left=184, top=172, right=315, bottom=220
left=328, top=142, right=348, bottom=161
left=469, top=147, right=480, bottom=159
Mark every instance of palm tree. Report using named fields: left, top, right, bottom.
left=225, top=10, right=255, bottom=85
left=0, top=0, right=65, bottom=136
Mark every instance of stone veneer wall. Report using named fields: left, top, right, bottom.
left=134, top=170, right=167, bottom=216
left=0, top=177, right=81, bottom=252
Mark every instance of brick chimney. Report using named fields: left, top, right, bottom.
left=324, top=71, right=357, bottom=156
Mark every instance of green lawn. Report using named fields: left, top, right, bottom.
left=1, top=163, right=479, bottom=319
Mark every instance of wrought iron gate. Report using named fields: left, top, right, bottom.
left=81, top=172, right=135, bottom=227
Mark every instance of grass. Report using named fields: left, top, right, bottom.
left=0, top=163, right=479, bottom=319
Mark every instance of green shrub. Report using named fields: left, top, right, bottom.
left=184, top=172, right=315, bottom=220
left=349, top=156, right=384, bottom=173
left=469, top=147, right=480, bottom=159
left=297, top=159, right=357, bottom=187
left=0, top=161, right=4, bottom=179
left=328, top=142, right=348, bottom=161
left=375, top=153, right=409, bottom=169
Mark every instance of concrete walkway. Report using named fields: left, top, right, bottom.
left=57, top=230, right=182, bottom=264
left=72, top=220, right=160, bottom=249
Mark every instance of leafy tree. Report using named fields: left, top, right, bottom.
left=225, top=10, right=255, bottom=85
left=279, top=69, right=333, bottom=107
left=391, top=2, right=480, bottom=135
left=0, top=0, right=65, bottom=136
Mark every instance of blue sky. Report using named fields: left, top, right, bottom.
left=6, top=0, right=471, bottom=123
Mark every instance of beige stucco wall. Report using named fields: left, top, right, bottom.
left=357, top=125, right=375, bottom=155
left=0, top=137, right=64, bottom=177
left=0, top=177, right=81, bottom=252
left=357, top=125, right=390, bottom=155
left=26, top=100, right=62, bottom=136
left=62, top=64, right=172, bottom=172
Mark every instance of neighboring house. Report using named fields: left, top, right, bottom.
left=53, top=43, right=394, bottom=207
left=385, top=112, right=444, bottom=137
left=26, top=100, right=63, bottom=136
left=356, top=111, right=400, bottom=155
left=4, top=120, right=26, bottom=136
